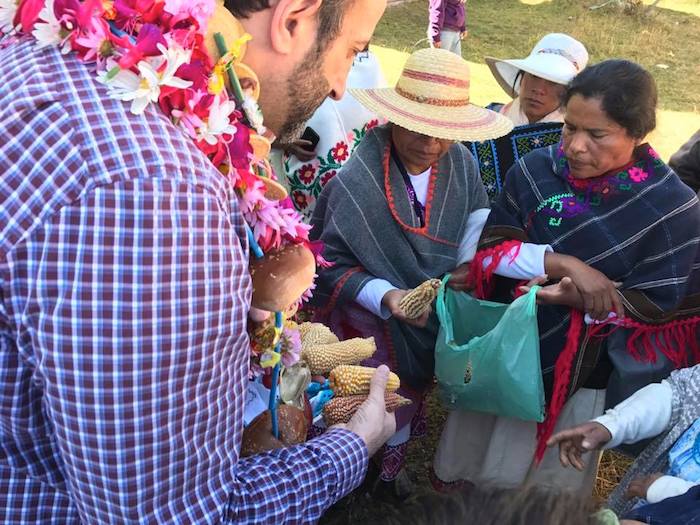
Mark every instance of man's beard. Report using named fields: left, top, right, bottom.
left=275, top=45, right=331, bottom=144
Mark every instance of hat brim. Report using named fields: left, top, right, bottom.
left=350, top=88, right=514, bottom=142
left=485, top=55, right=578, bottom=98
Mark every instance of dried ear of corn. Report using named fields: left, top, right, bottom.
left=298, top=322, right=339, bottom=349
left=398, top=279, right=441, bottom=319
left=329, top=365, right=400, bottom=397
left=323, top=392, right=412, bottom=426
left=302, top=337, right=376, bottom=375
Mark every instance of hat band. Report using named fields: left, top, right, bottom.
left=402, top=68, right=469, bottom=88
left=396, top=87, right=469, bottom=107
left=536, top=48, right=580, bottom=71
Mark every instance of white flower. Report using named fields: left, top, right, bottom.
left=242, top=94, right=266, bottom=135
left=97, top=42, right=193, bottom=115
left=197, top=95, right=237, bottom=145
left=32, top=0, right=71, bottom=53
left=0, top=0, right=18, bottom=34
left=97, top=59, right=160, bottom=115
left=156, top=41, right=193, bottom=89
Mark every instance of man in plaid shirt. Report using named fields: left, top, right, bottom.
left=0, top=0, right=391, bottom=523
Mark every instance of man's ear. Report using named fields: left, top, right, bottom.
left=268, top=0, right=323, bottom=55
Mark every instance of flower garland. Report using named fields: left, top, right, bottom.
left=0, top=0, right=317, bottom=370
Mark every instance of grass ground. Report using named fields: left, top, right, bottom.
left=370, top=0, right=700, bottom=160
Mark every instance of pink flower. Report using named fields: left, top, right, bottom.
left=647, top=147, right=660, bottom=160
left=280, top=327, right=301, bottom=368
left=629, top=166, right=648, bottom=183
left=117, top=22, right=164, bottom=69
left=74, top=17, right=114, bottom=65
left=163, top=0, right=212, bottom=34
left=14, top=0, right=44, bottom=32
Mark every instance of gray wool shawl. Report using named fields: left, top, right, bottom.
left=310, top=125, right=489, bottom=388
left=609, top=364, right=700, bottom=515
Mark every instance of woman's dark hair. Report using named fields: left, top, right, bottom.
left=380, top=484, right=599, bottom=525
left=225, top=1, right=353, bottom=51
left=563, top=59, right=657, bottom=139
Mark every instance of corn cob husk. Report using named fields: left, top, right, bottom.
left=302, top=337, right=376, bottom=375
left=323, top=392, right=412, bottom=426
left=329, top=365, right=400, bottom=397
left=298, top=322, right=339, bottom=349
left=398, top=279, right=441, bottom=319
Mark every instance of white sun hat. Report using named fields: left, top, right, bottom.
left=485, top=33, right=589, bottom=98
left=350, top=48, right=513, bottom=142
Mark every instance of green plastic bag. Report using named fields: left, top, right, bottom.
left=435, top=276, right=545, bottom=422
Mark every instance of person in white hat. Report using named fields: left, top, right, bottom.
left=486, top=33, right=589, bottom=126
left=310, top=48, right=559, bottom=499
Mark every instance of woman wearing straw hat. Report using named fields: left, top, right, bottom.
left=486, top=33, right=589, bottom=126
left=310, top=48, right=565, bottom=498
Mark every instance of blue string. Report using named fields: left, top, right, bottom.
left=246, top=224, right=264, bottom=259
left=269, top=311, right=283, bottom=439
left=107, top=21, right=136, bottom=44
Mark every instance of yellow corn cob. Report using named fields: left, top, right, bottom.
left=323, top=392, right=412, bottom=426
left=298, top=322, right=339, bottom=349
left=301, top=337, right=376, bottom=375
left=398, top=279, right=441, bottom=319
left=329, top=365, right=400, bottom=397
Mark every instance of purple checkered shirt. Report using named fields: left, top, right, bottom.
left=0, top=40, right=367, bottom=524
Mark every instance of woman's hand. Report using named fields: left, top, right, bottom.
left=545, top=253, right=624, bottom=321
left=519, top=276, right=584, bottom=309
left=546, top=421, right=613, bottom=471
left=447, top=263, right=473, bottom=292
left=382, top=289, right=431, bottom=328
left=626, top=473, right=664, bottom=500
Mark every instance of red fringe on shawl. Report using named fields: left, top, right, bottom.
left=534, top=310, right=700, bottom=464
left=468, top=240, right=523, bottom=299
left=535, top=309, right=584, bottom=463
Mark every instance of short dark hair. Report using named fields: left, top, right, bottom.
left=225, top=0, right=352, bottom=49
left=380, top=485, right=599, bottom=525
left=563, top=59, right=657, bottom=139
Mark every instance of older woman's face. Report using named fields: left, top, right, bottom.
left=391, top=125, right=454, bottom=174
left=562, top=94, right=640, bottom=179
left=519, top=72, right=566, bottom=124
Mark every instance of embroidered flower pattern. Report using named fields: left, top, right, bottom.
left=628, top=166, right=648, bottom=183
left=298, top=164, right=316, bottom=185
left=331, top=141, right=349, bottom=162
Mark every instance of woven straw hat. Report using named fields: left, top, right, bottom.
left=351, top=48, right=513, bottom=142
left=486, top=33, right=589, bottom=98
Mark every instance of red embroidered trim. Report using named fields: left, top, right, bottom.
left=468, top=240, right=523, bottom=298
left=383, top=142, right=458, bottom=247
left=535, top=308, right=584, bottom=463
left=316, top=266, right=364, bottom=317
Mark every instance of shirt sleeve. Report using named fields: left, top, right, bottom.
left=29, top=177, right=366, bottom=524
left=428, top=0, right=446, bottom=42
left=458, top=208, right=552, bottom=278
left=594, top=380, right=673, bottom=449
left=646, top=476, right=700, bottom=504
left=355, top=278, right=397, bottom=319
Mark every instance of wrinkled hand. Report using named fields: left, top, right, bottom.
left=626, top=473, right=664, bottom=500
left=519, top=276, right=583, bottom=309
left=283, top=139, right=317, bottom=162
left=566, top=258, right=624, bottom=321
left=546, top=422, right=612, bottom=471
left=447, top=263, right=473, bottom=292
left=338, top=365, right=397, bottom=456
left=382, top=289, right=431, bottom=328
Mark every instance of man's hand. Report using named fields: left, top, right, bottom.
left=546, top=422, right=612, bottom=471
left=382, top=289, right=431, bottom=328
left=283, top=139, right=317, bottom=162
left=432, top=40, right=441, bottom=49
left=626, top=473, right=664, bottom=500
left=447, top=263, right=472, bottom=292
left=341, top=365, right=397, bottom=456
left=460, top=30, right=468, bottom=40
